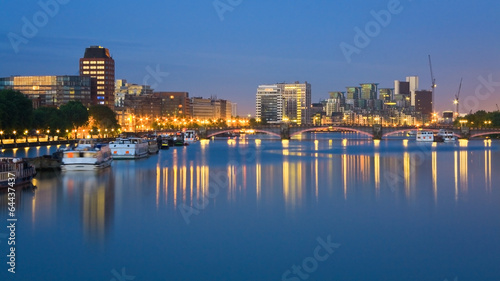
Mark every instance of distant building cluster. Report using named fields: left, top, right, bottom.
left=0, top=45, right=239, bottom=130
left=255, top=76, right=437, bottom=126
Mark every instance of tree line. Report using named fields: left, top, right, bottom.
left=0, top=89, right=120, bottom=138
left=455, top=110, right=500, bottom=127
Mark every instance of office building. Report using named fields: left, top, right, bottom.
left=360, top=83, right=378, bottom=100
left=281, top=81, right=312, bottom=125
left=346, top=86, right=360, bottom=100
left=255, top=85, right=283, bottom=123
left=115, top=79, right=153, bottom=107
left=415, top=90, right=433, bottom=115
left=379, top=88, right=393, bottom=102
left=0, top=75, right=92, bottom=108
left=406, top=76, right=419, bottom=107
left=153, top=92, right=191, bottom=118
left=79, top=46, right=115, bottom=109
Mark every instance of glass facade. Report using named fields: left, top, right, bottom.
left=0, top=76, right=92, bottom=108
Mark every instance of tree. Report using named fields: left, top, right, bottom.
left=33, top=107, right=71, bottom=134
left=88, top=105, right=120, bottom=130
left=59, top=101, right=89, bottom=129
left=0, top=89, right=33, bottom=136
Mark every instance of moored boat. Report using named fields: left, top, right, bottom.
left=416, top=131, right=434, bottom=142
left=1, top=157, right=37, bottom=188
left=61, top=139, right=112, bottom=171
left=147, top=138, right=159, bottom=154
left=437, top=129, right=457, bottom=142
left=184, top=130, right=198, bottom=143
left=173, top=132, right=187, bottom=146
left=109, top=137, right=149, bottom=159
left=159, top=135, right=170, bottom=150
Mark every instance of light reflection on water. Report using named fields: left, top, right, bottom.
left=1, top=134, right=499, bottom=280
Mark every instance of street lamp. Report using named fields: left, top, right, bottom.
left=13, top=130, right=17, bottom=144
left=0, top=130, right=3, bottom=144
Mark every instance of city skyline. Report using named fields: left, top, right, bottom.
left=1, top=0, right=500, bottom=115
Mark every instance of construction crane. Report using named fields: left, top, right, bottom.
left=428, top=55, right=436, bottom=112
left=453, top=78, right=462, bottom=117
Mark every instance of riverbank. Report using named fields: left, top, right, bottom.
left=0, top=138, right=116, bottom=150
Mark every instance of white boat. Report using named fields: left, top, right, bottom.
left=109, top=137, right=149, bottom=159
left=416, top=131, right=434, bottom=142
left=184, top=130, right=198, bottom=143
left=437, top=129, right=457, bottom=142
left=61, top=139, right=112, bottom=171
left=1, top=157, right=37, bottom=188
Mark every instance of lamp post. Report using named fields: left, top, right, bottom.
left=13, top=130, right=17, bottom=144
left=24, top=130, right=28, bottom=143
left=36, top=130, right=40, bottom=142
left=0, top=131, right=3, bottom=144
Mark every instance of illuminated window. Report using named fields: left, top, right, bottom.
left=90, top=61, right=96, bottom=64
left=90, top=71, right=96, bottom=75
left=97, top=61, right=104, bottom=64
left=82, top=71, right=89, bottom=74
left=98, top=91, right=105, bottom=94
left=97, top=76, right=104, bottom=79
left=83, top=61, right=89, bottom=64
left=97, top=86, right=104, bottom=89
left=97, top=81, right=104, bottom=84
left=97, top=66, right=104, bottom=69
left=97, top=71, right=104, bottom=74
left=83, top=66, right=89, bottom=69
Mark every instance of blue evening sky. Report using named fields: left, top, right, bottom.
left=1, top=0, right=500, bottom=115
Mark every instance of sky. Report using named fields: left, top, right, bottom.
left=1, top=0, right=500, bottom=116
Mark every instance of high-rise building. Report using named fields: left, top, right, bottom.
left=359, top=83, right=378, bottom=100
left=281, top=81, right=311, bottom=125
left=415, top=90, right=433, bottom=115
left=79, top=46, right=115, bottom=109
left=379, top=88, right=393, bottom=102
left=346, top=87, right=360, bottom=99
left=406, top=76, right=419, bottom=106
left=0, top=75, right=93, bottom=108
left=325, top=92, right=345, bottom=115
left=256, top=85, right=283, bottom=123
left=394, top=80, right=410, bottom=108
left=231, top=103, right=238, bottom=117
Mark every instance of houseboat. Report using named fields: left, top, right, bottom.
left=1, top=157, right=37, bottom=188
left=60, top=139, right=112, bottom=171
left=437, top=129, right=457, bottom=142
left=416, top=131, right=435, bottom=142
left=109, top=137, right=149, bottom=159
left=184, top=130, right=198, bottom=143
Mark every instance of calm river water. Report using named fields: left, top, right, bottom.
left=1, top=133, right=499, bottom=281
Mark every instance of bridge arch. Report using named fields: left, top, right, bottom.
left=290, top=127, right=374, bottom=138
left=382, top=128, right=440, bottom=138
left=470, top=132, right=500, bottom=138
left=207, top=129, right=281, bottom=138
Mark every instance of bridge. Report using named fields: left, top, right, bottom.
left=196, top=124, right=500, bottom=140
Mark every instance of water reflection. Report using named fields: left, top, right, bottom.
left=6, top=137, right=498, bottom=237
left=62, top=170, right=115, bottom=243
